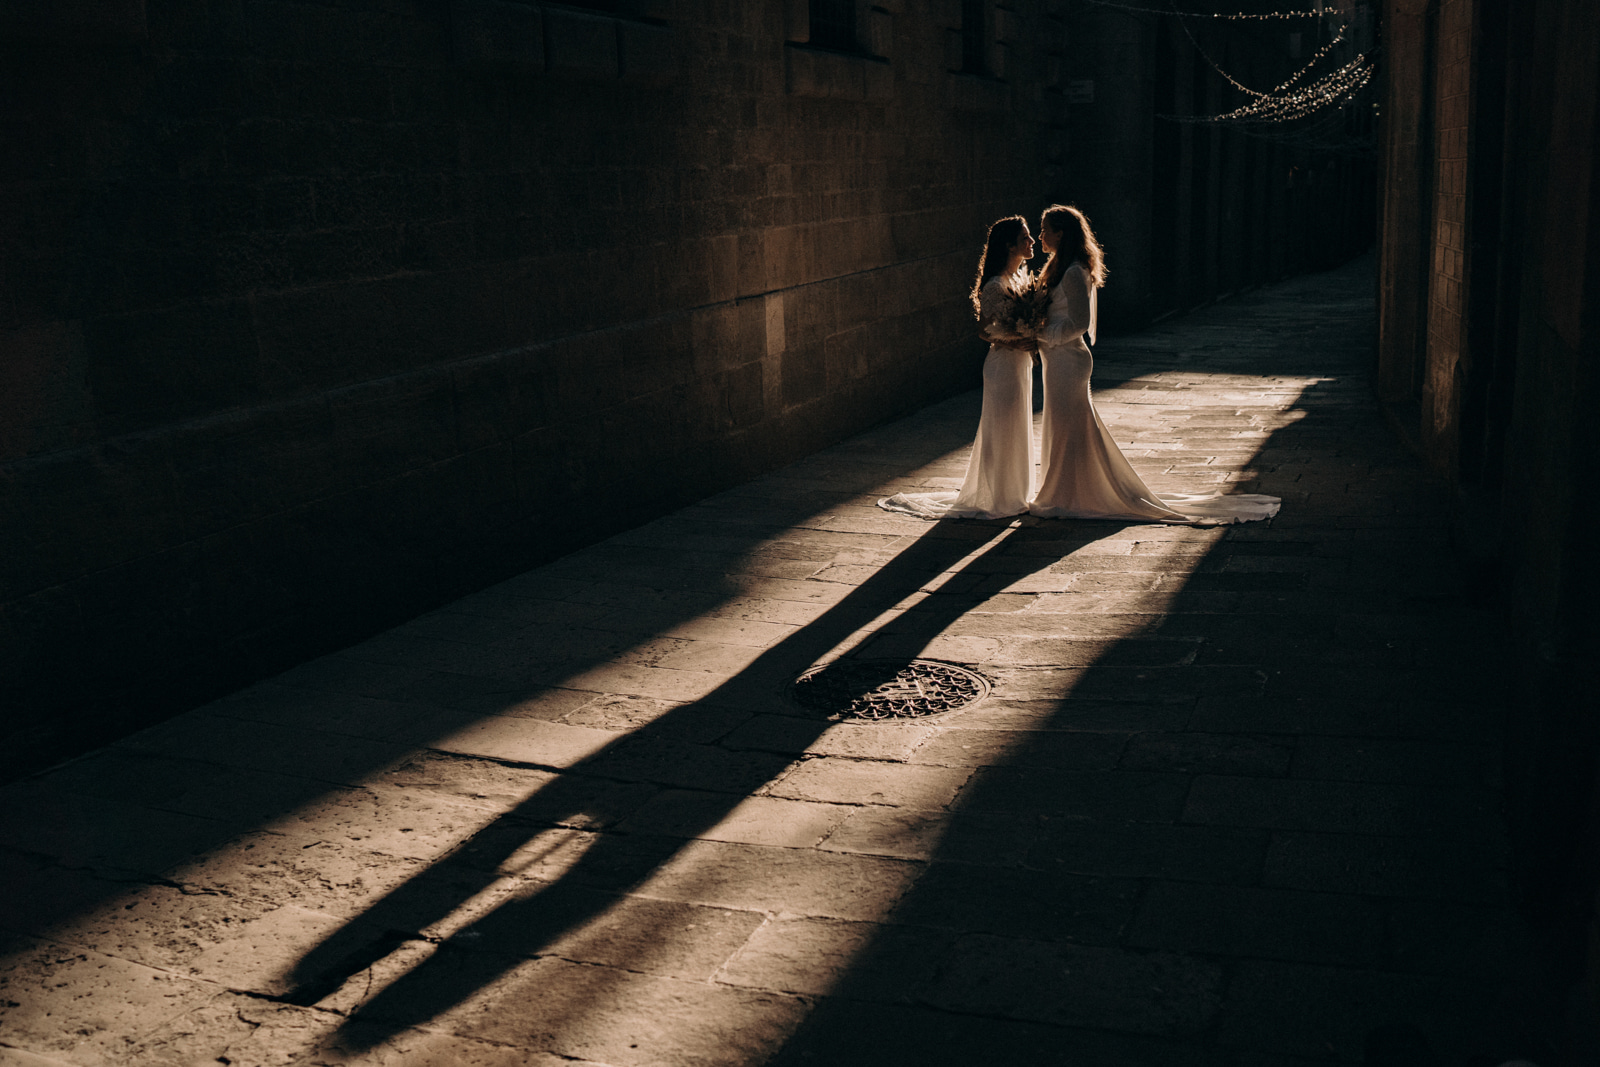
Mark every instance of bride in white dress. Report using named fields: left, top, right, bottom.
left=878, top=216, right=1040, bottom=520
left=1028, top=204, right=1280, bottom=525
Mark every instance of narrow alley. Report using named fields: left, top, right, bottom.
left=1, top=257, right=1532, bottom=1065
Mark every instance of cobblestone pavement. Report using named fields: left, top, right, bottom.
left=1, top=256, right=1534, bottom=1066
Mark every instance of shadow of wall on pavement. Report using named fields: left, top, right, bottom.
left=763, top=290, right=1539, bottom=1064
left=284, top=266, right=1411, bottom=1060
left=0, top=386, right=1000, bottom=981
left=283, top=519, right=1069, bottom=1051
left=4, top=258, right=1510, bottom=1066
left=265, top=353, right=1215, bottom=1052
left=0, top=302, right=1189, bottom=1028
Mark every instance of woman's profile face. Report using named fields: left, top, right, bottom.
left=1040, top=220, right=1061, bottom=254
left=1011, top=225, right=1035, bottom=260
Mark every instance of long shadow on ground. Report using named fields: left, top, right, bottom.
left=287, top=520, right=1064, bottom=1050
left=286, top=258, right=1531, bottom=1066
left=3, top=258, right=1535, bottom=1067
left=0, top=344, right=1052, bottom=961
left=764, top=265, right=1536, bottom=1065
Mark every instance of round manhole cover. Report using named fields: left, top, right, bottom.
left=790, top=659, right=990, bottom=722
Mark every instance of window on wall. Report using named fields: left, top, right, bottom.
left=960, top=0, right=987, bottom=75
left=810, top=0, right=857, bottom=52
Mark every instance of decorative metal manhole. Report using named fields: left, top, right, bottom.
left=790, top=659, right=990, bottom=722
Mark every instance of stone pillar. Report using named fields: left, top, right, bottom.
left=1420, top=0, right=1474, bottom=474
left=1376, top=0, right=1434, bottom=409
left=1172, top=24, right=1196, bottom=310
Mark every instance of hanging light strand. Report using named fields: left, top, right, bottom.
left=1215, top=54, right=1373, bottom=122
left=1264, top=23, right=1350, bottom=95
left=1178, top=15, right=1349, bottom=100
left=1079, top=0, right=1343, bottom=20
left=1075, top=0, right=1377, bottom=127
left=1162, top=51, right=1376, bottom=124
left=1161, top=0, right=1374, bottom=125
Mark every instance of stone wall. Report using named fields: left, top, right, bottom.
left=1420, top=0, right=1470, bottom=466
left=2, top=0, right=1375, bottom=775
left=1376, top=0, right=1600, bottom=1052
left=1375, top=0, right=1430, bottom=411
left=0, top=0, right=1045, bottom=766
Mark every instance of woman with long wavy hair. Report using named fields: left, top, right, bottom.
left=879, top=215, right=1039, bottom=520
left=1029, top=204, right=1279, bottom=523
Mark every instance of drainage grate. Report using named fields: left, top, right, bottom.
left=790, top=659, right=990, bottom=721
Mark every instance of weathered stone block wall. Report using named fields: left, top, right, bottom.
left=0, top=0, right=1056, bottom=766
left=1377, top=0, right=1600, bottom=1050
left=2, top=0, right=1382, bottom=774
left=1420, top=0, right=1471, bottom=467
left=1493, top=11, right=1600, bottom=1038
left=1376, top=0, right=1431, bottom=409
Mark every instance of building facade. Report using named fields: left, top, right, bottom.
left=1377, top=0, right=1600, bottom=1052
left=1, top=0, right=1371, bottom=775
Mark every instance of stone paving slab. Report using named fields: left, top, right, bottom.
left=0, top=257, right=1539, bottom=1066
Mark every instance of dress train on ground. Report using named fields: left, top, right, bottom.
left=879, top=274, right=1035, bottom=521
left=877, top=344, right=1034, bottom=520
left=1028, top=263, right=1279, bottom=525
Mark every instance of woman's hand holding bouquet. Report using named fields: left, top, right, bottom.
left=983, top=268, right=1051, bottom=351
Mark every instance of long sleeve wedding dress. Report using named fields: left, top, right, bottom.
left=878, top=275, right=1034, bottom=520
left=1029, top=263, right=1280, bottom=525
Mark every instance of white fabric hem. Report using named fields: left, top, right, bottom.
left=877, top=492, right=1026, bottom=522
left=1026, top=493, right=1282, bottom=525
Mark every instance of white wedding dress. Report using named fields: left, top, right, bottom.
left=1029, top=263, right=1280, bottom=524
left=878, top=275, right=1034, bottom=520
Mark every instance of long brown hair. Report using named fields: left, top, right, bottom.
left=1039, top=203, right=1107, bottom=291
left=969, top=215, right=1026, bottom=315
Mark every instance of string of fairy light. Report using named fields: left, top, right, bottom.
left=1197, top=21, right=1348, bottom=101
left=1172, top=10, right=1374, bottom=125
left=1198, top=55, right=1375, bottom=123
left=1079, top=0, right=1376, bottom=127
left=1079, top=0, right=1345, bottom=19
